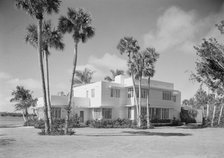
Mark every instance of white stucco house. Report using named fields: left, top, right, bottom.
left=36, top=75, right=181, bottom=123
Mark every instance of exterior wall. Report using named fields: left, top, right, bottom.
left=125, top=87, right=181, bottom=119
left=73, top=82, right=102, bottom=108
left=36, top=75, right=181, bottom=122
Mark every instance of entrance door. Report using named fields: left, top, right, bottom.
left=80, top=111, right=84, bottom=123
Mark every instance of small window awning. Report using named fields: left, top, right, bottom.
left=125, top=104, right=135, bottom=107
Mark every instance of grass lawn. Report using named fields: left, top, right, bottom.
left=0, top=126, right=224, bottom=158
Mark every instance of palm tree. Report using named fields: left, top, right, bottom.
left=117, top=37, right=140, bottom=126
left=58, top=8, right=95, bottom=134
left=142, top=48, right=159, bottom=128
left=182, top=99, right=190, bottom=106
left=74, top=68, right=94, bottom=85
left=10, top=86, right=37, bottom=122
left=128, top=52, right=144, bottom=127
left=25, top=20, right=64, bottom=130
left=15, top=0, right=61, bottom=134
left=104, top=69, right=124, bottom=82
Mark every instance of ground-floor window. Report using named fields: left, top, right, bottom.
left=51, top=107, right=61, bottom=119
left=102, top=108, right=112, bottom=119
left=162, top=108, right=169, bottom=119
left=147, top=107, right=170, bottom=120
left=128, top=107, right=132, bottom=119
left=156, top=108, right=161, bottom=119
left=94, top=108, right=101, bottom=119
left=141, top=107, right=147, bottom=116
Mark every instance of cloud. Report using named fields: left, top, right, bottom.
left=143, top=5, right=224, bottom=54
left=75, top=63, right=106, bottom=81
left=89, top=53, right=127, bottom=70
left=0, top=72, right=11, bottom=80
left=7, top=78, right=41, bottom=90
left=69, top=53, right=128, bottom=81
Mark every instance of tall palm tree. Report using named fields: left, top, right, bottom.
left=104, top=69, right=124, bottom=82
left=142, top=48, right=159, bottom=128
left=15, top=0, right=61, bottom=134
left=74, top=68, right=94, bottom=85
left=10, top=86, right=37, bottom=122
left=128, top=52, right=145, bottom=127
left=117, top=37, right=140, bottom=125
left=25, top=20, right=64, bottom=130
left=58, top=8, right=95, bottom=134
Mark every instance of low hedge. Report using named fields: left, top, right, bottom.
left=89, top=118, right=134, bottom=128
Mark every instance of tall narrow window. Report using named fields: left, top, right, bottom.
left=128, top=88, right=133, bottom=98
left=86, top=90, right=89, bottom=98
left=173, top=95, right=176, bottom=102
left=110, top=88, right=114, bottom=97
left=91, top=89, right=95, bottom=97
left=128, top=107, right=132, bottom=119
left=163, top=91, right=172, bottom=100
left=156, top=108, right=161, bottom=119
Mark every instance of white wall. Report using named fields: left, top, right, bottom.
left=73, top=82, right=102, bottom=108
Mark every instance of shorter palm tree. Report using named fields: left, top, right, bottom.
left=74, top=68, right=94, bottom=85
left=58, top=8, right=95, bottom=134
left=10, top=86, right=37, bottom=122
left=117, top=37, right=140, bottom=125
left=104, top=69, right=124, bottom=82
left=142, top=48, right=159, bottom=128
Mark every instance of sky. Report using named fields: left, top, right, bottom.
left=0, top=0, right=224, bottom=112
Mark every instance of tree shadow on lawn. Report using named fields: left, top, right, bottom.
left=77, top=131, right=192, bottom=137
left=122, top=131, right=191, bottom=136
left=0, top=138, right=16, bottom=146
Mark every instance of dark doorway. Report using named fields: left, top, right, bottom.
left=80, top=111, right=84, bottom=123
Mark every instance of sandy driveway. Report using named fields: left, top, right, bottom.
left=0, top=127, right=224, bottom=158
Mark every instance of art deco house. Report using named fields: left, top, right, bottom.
left=36, top=75, right=181, bottom=123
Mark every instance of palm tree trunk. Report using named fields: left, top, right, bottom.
left=25, top=108, right=29, bottom=121
left=65, top=43, right=78, bottom=134
left=146, top=77, right=150, bottom=128
left=131, top=72, right=139, bottom=125
left=38, top=18, right=50, bottom=134
left=22, top=110, right=27, bottom=122
left=211, top=105, right=216, bottom=127
left=45, top=53, right=52, bottom=131
left=138, top=77, right=142, bottom=127
left=218, top=104, right=223, bottom=125
left=206, top=104, right=209, bottom=119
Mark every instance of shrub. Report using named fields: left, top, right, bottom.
left=24, top=118, right=38, bottom=126
left=180, top=107, right=196, bottom=124
left=34, top=119, right=45, bottom=129
left=89, top=118, right=133, bottom=128
left=171, top=119, right=183, bottom=126
left=69, top=114, right=80, bottom=128
left=151, top=119, right=171, bottom=124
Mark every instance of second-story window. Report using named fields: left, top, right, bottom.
left=91, top=89, right=95, bottom=97
left=173, top=95, right=176, bottom=102
left=141, top=89, right=148, bottom=98
left=163, top=91, right=171, bottom=100
left=111, top=88, right=120, bottom=98
left=128, top=88, right=133, bottom=98
left=86, top=90, right=88, bottom=98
